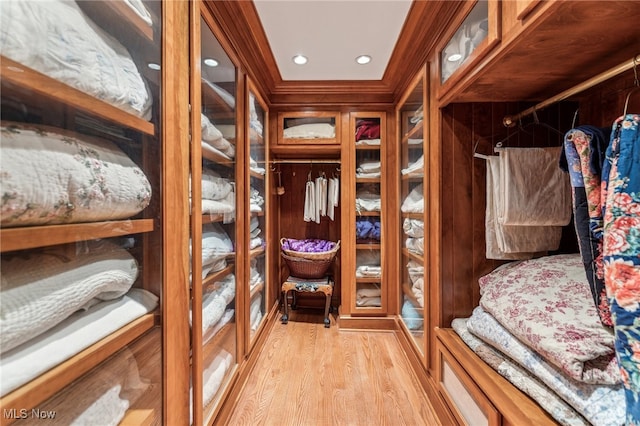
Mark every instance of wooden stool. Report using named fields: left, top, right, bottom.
left=281, top=275, right=334, bottom=328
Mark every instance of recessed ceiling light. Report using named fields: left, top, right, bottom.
left=292, top=55, right=308, bottom=65
left=355, top=55, right=371, bottom=65
left=204, top=58, right=219, bottom=67
left=147, top=62, right=161, bottom=70
left=447, top=53, right=462, bottom=62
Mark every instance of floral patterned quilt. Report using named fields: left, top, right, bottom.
left=479, top=254, right=619, bottom=385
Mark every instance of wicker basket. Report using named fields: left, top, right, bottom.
left=281, top=252, right=335, bottom=279
left=280, top=239, right=341, bottom=261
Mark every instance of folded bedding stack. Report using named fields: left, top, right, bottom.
left=401, top=154, right=424, bottom=176
left=356, top=160, right=381, bottom=178
left=355, top=119, right=381, bottom=145
left=201, top=113, right=236, bottom=160
left=0, top=239, right=158, bottom=397
left=356, top=186, right=381, bottom=213
left=356, top=283, right=382, bottom=307
left=198, top=223, right=234, bottom=279
left=401, top=184, right=424, bottom=213
left=356, top=250, right=381, bottom=279
left=453, top=255, right=624, bottom=426
left=356, top=217, right=381, bottom=242
left=1, top=122, right=152, bottom=228
left=197, top=168, right=235, bottom=218
left=250, top=217, right=264, bottom=250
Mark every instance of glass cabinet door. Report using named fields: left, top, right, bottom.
left=246, top=82, right=268, bottom=349
left=190, top=8, right=238, bottom=425
left=0, top=0, right=164, bottom=423
left=398, top=70, right=427, bottom=358
left=351, top=112, right=385, bottom=314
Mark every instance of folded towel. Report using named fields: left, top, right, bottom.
left=497, top=147, right=571, bottom=226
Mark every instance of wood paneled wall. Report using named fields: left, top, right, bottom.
left=274, top=163, right=342, bottom=309
left=438, top=101, right=580, bottom=328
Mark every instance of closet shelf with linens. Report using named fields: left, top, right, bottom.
left=435, top=53, right=640, bottom=425
left=0, top=0, right=164, bottom=423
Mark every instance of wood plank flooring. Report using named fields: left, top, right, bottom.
left=226, top=310, right=442, bottom=426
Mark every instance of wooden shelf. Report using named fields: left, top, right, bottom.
left=1, top=219, right=154, bottom=253
left=250, top=247, right=266, bottom=259
left=270, top=145, right=341, bottom=158
left=250, top=170, right=266, bottom=180
left=203, top=264, right=236, bottom=291
left=77, top=0, right=154, bottom=42
left=1, top=56, right=154, bottom=136
left=202, top=147, right=235, bottom=167
left=201, top=80, right=235, bottom=119
left=357, top=243, right=381, bottom=250
left=0, top=313, right=156, bottom=417
left=402, top=212, right=425, bottom=220
left=355, top=144, right=381, bottom=150
left=202, top=214, right=227, bottom=224
left=402, top=248, right=424, bottom=264
left=402, top=172, right=424, bottom=181
left=402, top=121, right=424, bottom=144
left=356, top=277, right=382, bottom=283
left=356, top=177, right=381, bottom=184
left=356, top=211, right=381, bottom=217
left=251, top=211, right=265, bottom=218
left=250, top=281, right=265, bottom=299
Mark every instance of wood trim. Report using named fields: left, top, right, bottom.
left=163, top=1, right=191, bottom=424
left=393, top=325, right=457, bottom=425
left=0, top=219, right=153, bottom=253
left=436, top=338, right=501, bottom=426
left=0, top=56, right=154, bottom=135
left=338, top=315, right=396, bottom=330
left=435, top=328, right=558, bottom=425
left=1, top=315, right=156, bottom=421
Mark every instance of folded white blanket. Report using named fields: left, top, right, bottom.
left=1, top=240, right=138, bottom=354
left=401, top=184, right=424, bottom=213
left=356, top=188, right=381, bottom=212
left=201, top=275, right=235, bottom=336
left=356, top=283, right=382, bottom=307
left=403, top=218, right=424, bottom=238
left=356, top=265, right=382, bottom=278
left=1, top=122, right=152, bottom=228
left=0, top=288, right=158, bottom=396
left=0, top=0, right=152, bottom=119
left=407, top=261, right=424, bottom=307
left=199, top=169, right=233, bottom=201
left=405, top=237, right=424, bottom=255
left=34, top=347, right=149, bottom=426
left=201, top=114, right=235, bottom=158
left=401, top=155, right=424, bottom=175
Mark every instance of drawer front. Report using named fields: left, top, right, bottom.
left=436, top=341, right=501, bottom=426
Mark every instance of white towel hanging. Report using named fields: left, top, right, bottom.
left=304, top=180, right=315, bottom=222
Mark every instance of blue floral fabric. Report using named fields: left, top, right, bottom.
left=601, top=114, right=640, bottom=425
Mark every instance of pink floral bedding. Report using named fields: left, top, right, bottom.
left=479, top=254, right=619, bottom=385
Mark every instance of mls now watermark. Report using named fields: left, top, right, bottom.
left=4, top=408, right=57, bottom=420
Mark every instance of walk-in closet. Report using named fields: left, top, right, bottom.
left=1, top=0, right=639, bottom=425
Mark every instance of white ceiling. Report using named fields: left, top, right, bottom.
left=253, top=0, right=413, bottom=81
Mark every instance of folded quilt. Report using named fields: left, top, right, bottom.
left=1, top=122, right=152, bottom=228
left=199, top=169, right=233, bottom=201
left=465, top=307, right=624, bottom=425
left=479, top=254, right=619, bottom=385
left=0, top=0, right=152, bottom=119
left=201, top=275, right=235, bottom=336
left=453, top=317, right=592, bottom=426
left=1, top=240, right=138, bottom=354
left=356, top=265, right=382, bottom=278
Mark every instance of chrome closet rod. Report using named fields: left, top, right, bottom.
left=503, top=54, right=640, bottom=127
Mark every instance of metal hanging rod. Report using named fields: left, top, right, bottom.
left=503, top=54, right=640, bottom=127
left=271, top=159, right=341, bottom=164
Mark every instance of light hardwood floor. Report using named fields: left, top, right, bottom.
left=226, top=309, right=442, bottom=426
